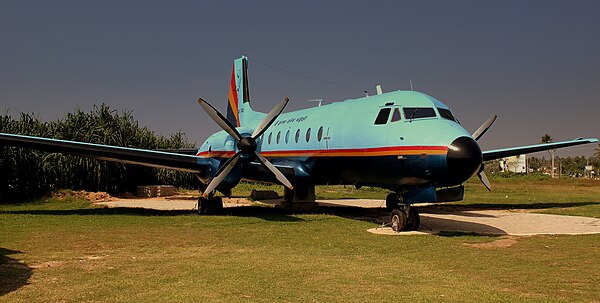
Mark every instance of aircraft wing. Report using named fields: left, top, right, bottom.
left=482, top=138, right=598, bottom=161
left=152, top=148, right=199, bottom=155
left=0, top=132, right=214, bottom=173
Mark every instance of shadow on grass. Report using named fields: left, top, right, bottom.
left=435, top=231, right=500, bottom=238
left=219, top=206, right=305, bottom=222
left=0, top=207, right=195, bottom=216
left=433, top=201, right=600, bottom=211
left=3, top=200, right=597, bottom=232
left=313, top=206, right=510, bottom=235
left=0, top=206, right=305, bottom=222
left=0, top=248, right=32, bottom=297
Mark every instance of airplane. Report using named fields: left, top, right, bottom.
left=0, top=55, right=597, bottom=232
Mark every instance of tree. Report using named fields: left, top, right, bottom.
left=541, top=134, right=553, bottom=144
left=541, top=134, right=556, bottom=178
left=528, top=156, right=543, bottom=171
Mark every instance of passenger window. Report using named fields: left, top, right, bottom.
left=306, top=128, right=311, bottom=142
left=403, top=107, right=436, bottom=119
left=391, top=108, right=401, bottom=122
left=285, top=130, right=290, bottom=144
left=276, top=131, right=281, bottom=144
left=374, top=108, right=391, bottom=125
left=268, top=132, right=272, bottom=145
left=317, top=126, right=323, bottom=142
left=295, top=129, right=300, bottom=143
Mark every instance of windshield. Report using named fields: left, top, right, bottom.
left=403, top=107, right=436, bottom=120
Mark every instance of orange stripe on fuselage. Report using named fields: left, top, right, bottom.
left=228, top=65, right=240, bottom=126
left=197, top=146, right=448, bottom=158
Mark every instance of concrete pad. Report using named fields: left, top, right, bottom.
left=420, top=210, right=600, bottom=236
left=98, top=197, right=250, bottom=210
left=369, top=210, right=600, bottom=236
left=98, top=197, right=600, bottom=236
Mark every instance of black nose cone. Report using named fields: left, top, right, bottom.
left=447, top=137, right=482, bottom=183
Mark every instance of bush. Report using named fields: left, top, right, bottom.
left=0, top=105, right=198, bottom=202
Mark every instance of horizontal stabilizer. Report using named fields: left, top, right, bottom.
left=482, top=138, right=598, bottom=161
left=0, top=132, right=213, bottom=173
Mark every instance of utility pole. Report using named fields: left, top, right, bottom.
left=551, top=150, right=555, bottom=178
left=559, top=159, right=562, bottom=178
left=586, top=157, right=590, bottom=178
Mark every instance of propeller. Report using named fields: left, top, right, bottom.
left=477, top=166, right=492, bottom=191
left=472, top=115, right=497, bottom=191
left=197, top=97, right=294, bottom=197
left=472, top=115, right=497, bottom=141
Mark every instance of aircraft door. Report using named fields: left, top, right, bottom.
left=319, top=126, right=331, bottom=149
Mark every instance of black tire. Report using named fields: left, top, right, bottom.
left=386, top=193, right=398, bottom=210
left=406, top=208, right=420, bottom=231
left=198, top=196, right=210, bottom=215
left=212, top=196, right=223, bottom=213
left=390, top=209, right=407, bottom=232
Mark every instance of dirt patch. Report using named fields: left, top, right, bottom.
left=224, top=197, right=253, bottom=205
left=53, top=190, right=115, bottom=202
left=465, top=237, right=519, bottom=249
left=83, top=191, right=114, bottom=202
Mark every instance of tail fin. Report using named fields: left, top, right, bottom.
left=226, top=56, right=251, bottom=127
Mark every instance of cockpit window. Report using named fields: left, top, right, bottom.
left=438, top=108, right=456, bottom=122
left=391, top=108, right=402, bottom=122
left=403, top=107, right=436, bottom=120
left=374, top=108, right=391, bottom=125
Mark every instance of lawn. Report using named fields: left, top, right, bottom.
left=1, top=177, right=600, bottom=302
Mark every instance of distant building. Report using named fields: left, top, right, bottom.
left=499, top=155, right=527, bottom=173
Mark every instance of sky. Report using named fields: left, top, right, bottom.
left=1, top=0, right=599, bottom=157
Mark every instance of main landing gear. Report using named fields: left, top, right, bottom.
left=386, top=192, right=420, bottom=232
left=197, top=195, right=223, bottom=215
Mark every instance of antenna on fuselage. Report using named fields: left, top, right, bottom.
left=376, top=85, right=383, bottom=95
left=308, top=99, right=323, bottom=107
left=410, top=80, right=414, bottom=91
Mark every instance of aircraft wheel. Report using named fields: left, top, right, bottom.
left=406, top=208, right=420, bottom=231
left=212, top=196, right=223, bottom=213
left=386, top=193, right=398, bottom=210
left=390, top=209, right=407, bottom=232
left=198, top=196, right=210, bottom=215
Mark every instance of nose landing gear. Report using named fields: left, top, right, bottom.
left=386, top=192, right=420, bottom=232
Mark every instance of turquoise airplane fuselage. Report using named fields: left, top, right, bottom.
left=196, top=90, right=475, bottom=191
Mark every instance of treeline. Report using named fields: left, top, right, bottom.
left=0, top=104, right=198, bottom=202
left=485, top=155, right=600, bottom=177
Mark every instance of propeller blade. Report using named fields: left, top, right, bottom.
left=478, top=169, right=492, bottom=191
left=255, top=152, right=294, bottom=190
left=202, top=152, right=242, bottom=197
left=472, top=115, right=497, bottom=141
left=251, top=97, right=289, bottom=139
left=198, top=98, right=243, bottom=141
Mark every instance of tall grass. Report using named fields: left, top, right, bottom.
left=0, top=104, right=198, bottom=202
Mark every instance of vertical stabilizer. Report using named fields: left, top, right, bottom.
left=226, top=56, right=254, bottom=127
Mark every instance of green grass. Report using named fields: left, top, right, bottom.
left=1, top=178, right=600, bottom=302
left=456, top=176, right=600, bottom=218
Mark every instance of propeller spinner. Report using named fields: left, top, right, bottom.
left=197, top=97, right=294, bottom=197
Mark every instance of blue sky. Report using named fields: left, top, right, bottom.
left=1, top=0, right=598, bottom=156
